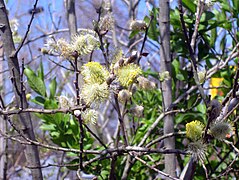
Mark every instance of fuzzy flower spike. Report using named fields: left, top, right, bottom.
left=81, top=62, right=110, bottom=106
left=210, top=121, right=233, bottom=140
left=115, top=64, right=142, bottom=87
left=186, top=120, right=204, bottom=142
left=81, top=62, right=109, bottom=84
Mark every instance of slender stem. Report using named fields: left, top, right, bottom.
left=84, top=124, right=107, bottom=149
left=73, top=55, right=84, bottom=170
left=114, top=94, right=128, bottom=146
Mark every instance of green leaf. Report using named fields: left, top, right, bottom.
left=176, top=74, right=184, bottom=81
left=24, top=67, right=46, bottom=96
left=210, top=28, right=217, bottom=47
left=66, top=159, right=79, bottom=170
left=37, top=61, right=44, bottom=81
left=50, top=131, right=60, bottom=137
left=232, top=0, right=239, bottom=12
left=144, top=12, right=159, bottom=42
left=40, top=124, right=56, bottom=131
left=221, top=1, right=230, bottom=12
left=187, top=94, right=198, bottom=109
left=129, top=30, right=140, bottom=39
left=31, top=96, right=46, bottom=106
left=220, top=34, right=227, bottom=53
left=49, top=77, right=57, bottom=99
left=182, top=0, right=196, bottom=13
left=172, top=59, right=180, bottom=74
left=197, top=103, right=206, bottom=114
left=200, top=11, right=215, bottom=22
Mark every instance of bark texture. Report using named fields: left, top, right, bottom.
left=159, top=0, right=176, bottom=178
left=0, top=1, right=42, bottom=179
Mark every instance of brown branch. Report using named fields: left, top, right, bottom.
left=1, top=130, right=187, bottom=155
left=146, top=131, right=186, bottom=148
left=190, top=0, right=204, bottom=51
left=0, top=0, right=42, bottom=178
left=0, top=106, right=84, bottom=116
left=137, top=14, right=154, bottom=63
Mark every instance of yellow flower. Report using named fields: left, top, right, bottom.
left=81, top=82, right=109, bottom=105
left=186, top=120, right=204, bottom=142
left=116, top=64, right=142, bottom=87
left=210, top=78, right=223, bottom=99
left=81, top=62, right=109, bottom=84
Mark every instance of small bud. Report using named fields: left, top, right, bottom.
left=208, top=99, right=221, bottom=123
left=82, top=109, right=98, bottom=125
left=125, top=50, right=140, bottom=64
left=197, top=70, right=206, bottom=84
left=26, top=93, right=31, bottom=101
left=113, top=58, right=125, bottom=73
left=58, top=96, right=72, bottom=108
left=130, top=105, right=144, bottom=117
left=137, top=76, right=156, bottom=90
left=99, top=12, right=114, bottom=32
left=106, top=74, right=116, bottom=85
left=130, top=20, right=147, bottom=31
left=118, top=58, right=125, bottom=67
left=41, top=48, right=49, bottom=55
left=74, top=110, right=81, bottom=117
left=131, top=83, right=138, bottom=94
left=159, top=71, right=170, bottom=82
left=118, top=89, right=132, bottom=103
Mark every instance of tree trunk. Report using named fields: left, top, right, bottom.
left=159, top=0, right=176, bottom=178
left=0, top=39, right=7, bottom=180
left=65, top=0, right=77, bottom=37
left=0, top=1, right=43, bottom=179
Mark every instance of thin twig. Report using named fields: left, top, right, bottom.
left=134, top=156, right=180, bottom=180
left=190, top=0, right=204, bottom=51
left=13, top=0, right=39, bottom=56
left=146, top=131, right=186, bottom=148
left=178, top=0, right=208, bottom=105
left=84, top=124, right=108, bottom=149
left=200, top=158, right=209, bottom=180
left=137, top=14, right=154, bottom=63
left=114, top=94, right=128, bottom=146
